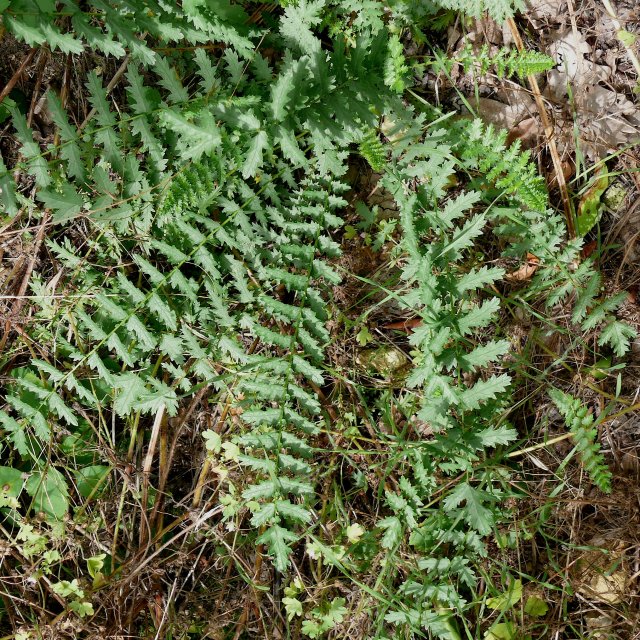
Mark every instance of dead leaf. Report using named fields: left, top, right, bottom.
left=506, top=253, right=540, bottom=282
left=581, top=84, right=637, bottom=117
left=472, top=97, right=527, bottom=129
left=581, top=239, right=598, bottom=259
left=383, top=317, right=422, bottom=332
left=546, top=29, right=611, bottom=98
left=585, top=613, right=616, bottom=640
left=544, top=27, right=639, bottom=160
left=525, top=0, right=566, bottom=22
left=357, top=347, right=409, bottom=378
left=578, top=84, right=640, bottom=158
left=574, top=536, right=628, bottom=605
left=580, top=109, right=640, bottom=158
left=505, top=116, right=541, bottom=148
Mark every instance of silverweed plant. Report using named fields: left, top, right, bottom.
left=0, top=0, right=633, bottom=637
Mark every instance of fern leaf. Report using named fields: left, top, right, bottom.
left=36, top=186, right=84, bottom=223
left=549, top=388, right=612, bottom=493
left=194, top=49, right=219, bottom=94
left=0, top=156, right=19, bottom=216
left=242, top=130, right=269, bottom=178
left=598, top=320, right=637, bottom=357
left=40, top=23, right=84, bottom=54
left=256, top=525, right=299, bottom=573
left=434, top=0, right=522, bottom=23
left=9, top=105, right=51, bottom=188
left=5, top=16, right=47, bottom=47
left=71, top=14, right=126, bottom=57
left=385, top=33, right=410, bottom=93
left=270, top=62, right=297, bottom=121
left=47, top=91, right=85, bottom=180
left=154, top=55, right=189, bottom=104
left=456, top=298, right=501, bottom=335
left=460, top=374, right=511, bottom=411
left=458, top=340, right=511, bottom=371
left=443, top=482, right=494, bottom=536
left=159, top=109, right=221, bottom=161
left=279, top=0, right=324, bottom=53
left=359, top=129, right=387, bottom=171
left=437, top=214, right=486, bottom=261
left=455, top=43, right=554, bottom=79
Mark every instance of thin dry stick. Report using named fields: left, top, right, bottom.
left=192, top=338, right=260, bottom=507
left=78, top=54, right=131, bottom=130
left=507, top=431, right=574, bottom=458
left=0, top=211, right=50, bottom=351
left=600, top=0, right=640, bottom=78
left=153, top=410, right=169, bottom=536
left=53, top=53, right=73, bottom=148
left=191, top=398, right=232, bottom=508
left=507, top=18, right=576, bottom=238
left=0, top=48, right=37, bottom=105
left=26, top=50, right=49, bottom=128
left=146, top=385, right=210, bottom=535
left=159, top=384, right=209, bottom=497
left=121, top=504, right=222, bottom=583
left=139, top=404, right=167, bottom=547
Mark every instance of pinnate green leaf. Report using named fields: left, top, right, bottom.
left=159, top=109, right=221, bottom=161
left=242, top=130, right=269, bottom=178
left=443, top=482, right=494, bottom=535
left=257, top=524, right=298, bottom=572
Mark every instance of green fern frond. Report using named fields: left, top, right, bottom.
left=456, top=119, right=548, bottom=212
left=549, top=388, right=612, bottom=493
left=455, top=43, right=554, bottom=79
left=358, top=129, right=387, bottom=172
left=385, top=33, right=410, bottom=93
left=432, top=0, right=523, bottom=22
left=159, top=156, right=223, bottom=219
left=2, top=0, right=633, bottom=632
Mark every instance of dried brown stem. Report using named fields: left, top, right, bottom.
left=0, top=211, right=50, bottom=351
left=0, top=48, right=37, bottom=106
left=139, top=405, right=167, bottom=548
left=507, top=18, right=576, bottom=238
left=78, top=54, right=131, bottom=130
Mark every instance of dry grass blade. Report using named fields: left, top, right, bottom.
left=139, top=405, right=167, bottom=547
left=79, top=54, right=131, bottom=131
left=507, top=17, right=576, bottom=238
left=0, top=48, right=37, bottom=105
left=0, top=211, right=49, bottom=351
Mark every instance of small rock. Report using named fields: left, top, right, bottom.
left=603, top=181, right=628, bottom=211
left=357, top=347, right=409, bottom=379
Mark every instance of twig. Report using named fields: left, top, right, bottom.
left=120, top=504, right=222, bottom=583
left=0, top=211, right=50, bottom=351
left=78, top=54, right=131, bottom=130
left=507, top=18, right=576, bottom=238
left=0, top=48, right=37, bottom=106
left=52, top=53, right=74, bottom=148
left=191, top=397, right=232, bottom=508
left=139, top=405, right=167, bottom=547
left=507, top=431, right=574, bottom=458
left=192, top=338, right=259, bottom=508
left=159, top=385, right=209, bottom=497
left=27, top=49, right=49, bottom=127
